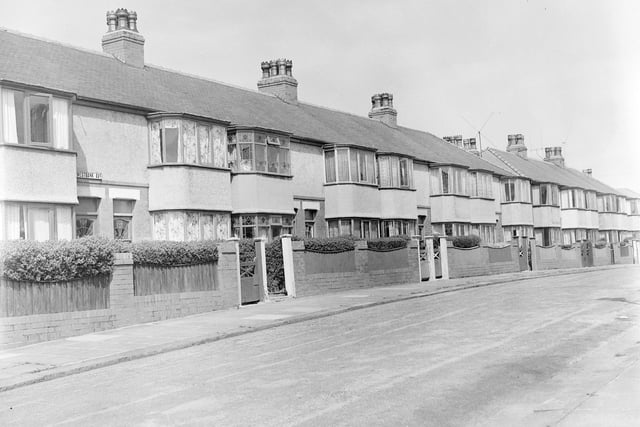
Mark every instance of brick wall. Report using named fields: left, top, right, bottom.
left=535, top=245, right=582, bottom=270
left=593, top=246, right=613, bottom=266
left=293, top=240, right=420, bottom=297
left=448, top=245, right=520, bottom=279
left=0, top=243, right=241, bottom=349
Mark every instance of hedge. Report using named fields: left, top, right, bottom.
left=367, top=236, right=410, bottom=251
left=452, top=235, right=481, bottom=248
left=303, top=236, right=357, bottom=253
left=0, top=237, right=116, bottom=282
left=0, top=237, right=220, bottom=282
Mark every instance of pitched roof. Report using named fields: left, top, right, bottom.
left=0, top=28, right=513, bottom=177
left=617, top=188, right=640, bottom=199
left=483, top=148, right=623, bottom=195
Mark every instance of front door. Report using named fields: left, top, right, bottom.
left=580, top=240, right=594, bottom=267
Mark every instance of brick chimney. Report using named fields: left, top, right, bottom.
left=101, top=9, right=145, bottom=68
left=582, top=169, right=592, bottom=177
left=544, top=146, right=565, bottom=167
left=257, top=59, right=298, bottom=103
left=368, top=93, right=397, bottom=127
left=443, top=135, right=463, bottom=147
left=463, top=138, right=480, bottom=156
left=506, top=134, right=527, bottom=159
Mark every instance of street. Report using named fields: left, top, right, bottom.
left=1, top=267, right=639, bottom=426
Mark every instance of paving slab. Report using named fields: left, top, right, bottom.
left=0, top=264, right=633, bottom=393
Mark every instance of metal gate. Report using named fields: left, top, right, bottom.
left=580, top=240, right=594, bottom=267
left=419, top=240, right=430, bottom=280
left=433, top=238, right=442, bottom=278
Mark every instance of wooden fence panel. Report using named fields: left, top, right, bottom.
left=133, top=263, right=217, bottom=296
left=0, top=275, right=110, bottom=317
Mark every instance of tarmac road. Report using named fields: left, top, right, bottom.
left=1, top=268, right=639, bottom=426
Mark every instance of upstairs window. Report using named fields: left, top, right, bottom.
left=469, top=172, right=494, bottom=198
left=585, top=191, right=598, bottom=210
left=561, top=189, right=586, bottom=209
left=1, top=88, right=70, bottom=149
left=430, top=166, right=467, bottom=195
left=378, top=155, right=413, bottom=189
left=149, top=117, right=227, bottom=168
left=324, top=147, right=376, bottom=185
left=532, top=184, right=559, bottom=206
left=501, top=178, right=531, bottom=203
left=227, top=130, right=290, bottom=175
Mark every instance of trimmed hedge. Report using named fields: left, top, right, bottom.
left=303, top=236, right=357, bottom=253
left=0, top=238, right=220, bottom=282
left=367, top=236, right=410, bottom=251
left=452, top=235, right=481, bottom=248
left=0, top=237, right=116, bottom=282
left=123, top=240, right=219, bottom=267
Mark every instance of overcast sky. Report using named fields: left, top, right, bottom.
left=3, top=0, right=638, bottom=190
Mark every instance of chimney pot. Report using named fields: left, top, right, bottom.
left=257, top=58, right=299, bottom=103
left=582, top=168, right=592, bottom=176
left=368, top=92, right=397, bottom=127
left=106, top=11, right=117, bottom=31
left=127, top=10, right=138, bottom=32
left=102, top=8, right=145, bottom=68
left=544, top=146, right=565, bottom=167
left=116, top=8, right=129, bottom=30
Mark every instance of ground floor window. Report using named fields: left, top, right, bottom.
left=598, top=230, right=620, bottom=244
left=432, top=222, right=469, bottom=237
left=327, top=218, right=380, bottom=239
left=381, top=219, right=416, bottom=237
left=76, top=197, right=100, bottom=238
left=0, top=202, right=72, bottom=241
left=232, top=214, right=293, bottom=240
left=154, top=211, right=230, bottom=241
left=470, top=224, right=496, bottom=244
left=534, top=227, right=561, bottom=246
left=113, top=199, right=135, bottom=241
left=417, top=215, right=427, bottom=237
left=502, top=225, right=534, bottom=242
left=562, top=228, right=591, bottom=245
left=304, top=209, right=317, bottom=238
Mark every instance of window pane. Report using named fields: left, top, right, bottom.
left=255, top=144, right=267, bottom=172
left=198, top=125, right=212, bottom=164
left=52, top=98, right=69, bottom=149
left=442, top=170, right=449, bottom=194
left=337, top=148, right=350, bottom=181
left=29, top=208, right=51, bottom=241
left=2, top=89, right=25, bottom=143
left=29, top=95, right=49, bottom=143
left=399, top=159, right=409, bottom=187
left=267, top=145, right=279, bottom=173
left=227, top=143, right=237, bottom=170
left=325, top=150, right=336, bottom=182
left=365, top=152, right=375, bottom=184
left=390, top=157, right=399, bottom=187
left=240, top=143, right=254, bottom=171
left=358, top=151, right=367, bottom=182
left=76, top=217, right=95, bottom=238
left=349, top=150, right=359, bottom=182
left=113, top=200, right=134, bottom=214
left=378, top=157, right=390, bottom=186
left=163, top=128, right=179, bottom=163
left=77, top=197, right=99, bottom=214
left=279, top=148, right=290, bottom=175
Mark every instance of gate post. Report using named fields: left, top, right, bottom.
left=412, top=235, right=422, bottom=280
left=529, top=237, right=538, bottom=271
left=281, top=235, right=296, bottom=297
left=439, top=236, right=450, bottom=280
left=425, top=236, right=436, bottom=281
left=254, top=238, right=269, bottom=302
left=226, top=237, right=242, bottom=308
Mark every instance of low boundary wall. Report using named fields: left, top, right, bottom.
left=535, top=245, right=582, bottom=270
left=0, top=242, right=240, bottom=348
left=447, top=245, right=520, bottom=279
left=293, top=240, right=420, bottom=297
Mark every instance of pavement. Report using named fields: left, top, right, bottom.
left=0, top=264, right=634, bottom=396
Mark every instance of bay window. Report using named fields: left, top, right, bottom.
left=560, top=189, right=586, bottom=209
left=378, top=155, right=413, bottom=188
left=381, top=219, right=415, bottom=237
left=501, top=179, right=531, bottom=203
left=324, top=147, right=376, bottom=185
left=469, top=172, right=494, bottom=198
left=532, top=184, right=559, bottom=206
left=534, top=227, right=561, bottom=246
left=432, top=222, right=469, bottom=237
left=232, top=214, right=293, bottom=240
left=149, top=115, right=227, bottom=168
left=153, top=211, right=230, bottom=241
left=1, top=203, right=72, bottom=241
left=327, top=218, right=380, bottom=238
left=430, top=166, right=467, bottom=195
left=503, top=225, right=534, bottom=241
left=1, top=87, right=70, bottom=149
left=470, top=224, right=496, bottom=244
left=227, top=130, right=290, bottom=175
left=585, top=191, right=597, bottom=210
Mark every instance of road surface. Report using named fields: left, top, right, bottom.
left=1, top=267, right=639, bottom=426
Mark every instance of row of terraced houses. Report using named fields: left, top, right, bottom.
left=0, top=10, right=639, bottom=255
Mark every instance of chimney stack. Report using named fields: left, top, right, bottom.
left=101, top=8, right=145, bottom=68
left=582, top=168, right=592, bottom=177
left=544, top=146, right=565, bottom=167
left=368, top=93, right=397, bottom=127
left=506, top=133, right=527, bottom=158
left=257, top=59, right=298, bottom=103
left=463, top=137, right=480, bottom=156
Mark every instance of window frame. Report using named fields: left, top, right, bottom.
left=324, top=146, right=378, bottom=185
left=227, top=129, right=291, bottom=176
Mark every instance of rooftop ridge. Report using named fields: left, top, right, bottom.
left=487, top=148, right=524, bottom=176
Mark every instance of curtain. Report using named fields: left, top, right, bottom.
left=56, top=206, right=72, bottom=240
left=5, top=205, right=21, bottom=240
left=30, top=208, right=51, bottom=241
left=52, top=98, right=69, bottom=149
left=2, top=89, right=18, bottom=143
left=337, top=148, right=350, bottom=181
left=198, top=125, right=211, bottom=165
left=153, top=212, right=167, bottom=240
left=324, top=150, right=336, bottom=182
left=182, top=121, right=197, bottom=164
left=168, top=211, right=185, bottom=241
left=378, top=157, right=390, bottom=187
left=149, top=122, right=162, bottom=164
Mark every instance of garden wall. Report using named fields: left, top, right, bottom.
left=293, top=240, right=420, bottom=297
left=593, top=246, right=612, bottom=266
left=615, top=243, right=634, bottom=265
left=535, top=245, right=582, bottom=270
left=0, top=242, right=240, bottom=348
left=447, top=245, right=520, bottom=279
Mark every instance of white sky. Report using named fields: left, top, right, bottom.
left=3, top=0, right=638, bottom=190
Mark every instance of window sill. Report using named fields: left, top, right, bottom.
left=378, top=186, right=416, bottom=192
left=500, top=201, right=532, bottom=205
left=0, top=142, right=76, bottom=155
left=148, top=163, right=231, bottom=172
left=560, top=207, right=598, bottom=212
left=324, top=182, right=378, bottom=188
left=231, top=171, right=293, bottom=179
left=470, top=196, right=495, bottom=201
left=431, top=193, right=470, bottom=198
left=533, top=204, right=560, bottom=208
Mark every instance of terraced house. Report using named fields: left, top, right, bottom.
left=0, top=9, right=638, bottom=253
